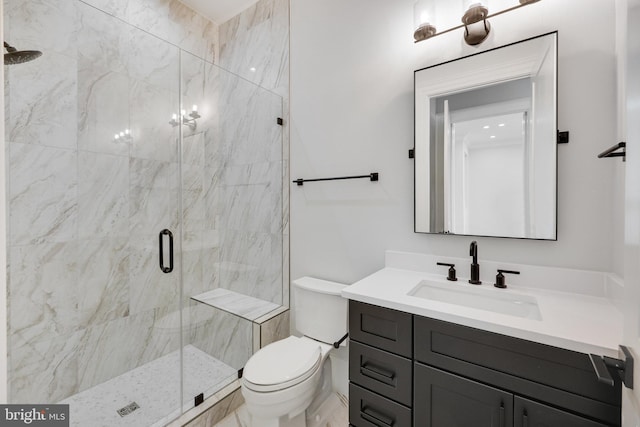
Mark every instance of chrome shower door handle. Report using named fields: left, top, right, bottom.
left=159, top=229, right=174, bottom=273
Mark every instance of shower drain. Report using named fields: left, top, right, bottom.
left=117, top=402, right=140, bottom=417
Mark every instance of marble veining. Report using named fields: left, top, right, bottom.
left=9, top=143, right=78, bottom=245
left=192, top=288, right=280, bottom=322
left=186, top=303, right=253, bottom=370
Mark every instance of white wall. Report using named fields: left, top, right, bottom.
left=290, top=0, right=623, bottom=286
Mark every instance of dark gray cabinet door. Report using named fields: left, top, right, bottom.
left=514, top=397, right=610, bottom=427
left=415, top=363, right=514, bottom=427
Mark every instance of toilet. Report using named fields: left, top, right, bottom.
left=241, top=277, right=348, bottom=427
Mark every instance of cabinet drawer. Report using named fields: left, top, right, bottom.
left=414, top=316, right=621, bottom=408
left=349, top=300, right=412, bottom=358
left=514, top=397, right=610, bottom=427
left=350, top=341, right=412, bottom=406
left=349, top=383, right=412, bottom=427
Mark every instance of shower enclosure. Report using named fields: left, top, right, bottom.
left=4, top=1, right=286, bottom=425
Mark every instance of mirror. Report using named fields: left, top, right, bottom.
left=414, top=32, right=557, bottom=240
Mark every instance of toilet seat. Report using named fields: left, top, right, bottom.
left=243, top=336, right=322, bottom=392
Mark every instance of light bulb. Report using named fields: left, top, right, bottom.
left=192, top=105, right=198, bottom=113
left=414, top=1, right=436, bottom=30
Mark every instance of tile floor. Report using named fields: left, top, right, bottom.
left=213, top=392, right=349, bottom=427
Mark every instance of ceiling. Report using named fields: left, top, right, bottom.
left=179, top=0, right=259, bottom=24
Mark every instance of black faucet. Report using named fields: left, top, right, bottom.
left=469, top=241, right=481, bottom=285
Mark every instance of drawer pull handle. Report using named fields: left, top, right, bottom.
left=361, top=363, right=395, bottom=385
left=522, top=410, right=529, bottom=427
left=361, top=406, right=394, bottom=427
left=499, top=401, right=505, bottom=427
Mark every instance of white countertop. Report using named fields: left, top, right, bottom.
left=342, top=267, right=623, bottom=358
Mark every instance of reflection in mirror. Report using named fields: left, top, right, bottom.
left=415, top=33, right=557, bottom=240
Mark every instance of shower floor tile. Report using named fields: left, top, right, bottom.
left=60, top=345, right=237, bottom=427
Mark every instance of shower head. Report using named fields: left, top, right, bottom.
left=4, top=42, right=42, bottom=65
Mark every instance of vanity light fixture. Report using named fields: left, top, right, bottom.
left=169, top=105, right=201, bottom=131
left=413, top=0, right=541, bottom=46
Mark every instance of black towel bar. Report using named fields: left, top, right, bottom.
left=293, top=173, right=379, bottom=186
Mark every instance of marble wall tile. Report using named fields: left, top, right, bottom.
left=183, top=188, right=205, bottom=232
left=129, top=78, right=179, bottom=162
left=182, top=231, right=205, bottom=301
left=9, top=329, right=85, bottom=404
left=77, top=66, right=130, bottom=156
left=218, top=75, right=283, bottom=167
left=6, top=50, right=78, bottom=149
left=79, top=0, right=129, bottom=21
left=219, top=230, right=282, bottom=304
left=129, top=28, right=180, bottom=92
left=129, top=158, right=179, bottom=235
left=77, top=1, right=130, bottom=74
left=78, top=151, right=129, bottom=239
left=128, top=234, right=180, bottom=314
left=9, top=143, right=77, bottom=245
left=187, top=303, right=252, bottom=370
left=5, top=0, right=78, bottom=57
left=76, top=306, right=180, bottom=392
left=8, top=242, right=79, bottom=343
left=76, top=3, right=132, bottom=156
left=167, top=0, right=208, bottom=59
left=77, top=237, right=130, bottom=327
left=202, top=246, right=221, bottom=293
left=260, top=310, right=289, bottom=348
left=217, top=161, right=283, bottom=234
left=219, top=0, right=289, bottom=95
left=183, top=132, right=206, bottom=166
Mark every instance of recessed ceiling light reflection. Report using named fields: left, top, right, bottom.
left=490, top=135, right=496, bottom=139
left=498, top=123, right=505, bottom=127
left=483, top=125, right=490, bottom=129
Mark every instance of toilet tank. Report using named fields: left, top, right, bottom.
left=292, top=277, right=348, bottom=344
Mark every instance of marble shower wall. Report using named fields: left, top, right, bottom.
left=218, top=0, right=290, bottom=306
left=5, top=0, right=212, bottom=405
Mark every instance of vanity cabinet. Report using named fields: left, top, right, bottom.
left=348, top=300, right=621, bottom=427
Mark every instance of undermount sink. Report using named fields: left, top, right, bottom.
left=408, top=279, right=542, bottom=320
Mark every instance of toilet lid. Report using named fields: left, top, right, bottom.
left=243, top=336, right=322, bottom=392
